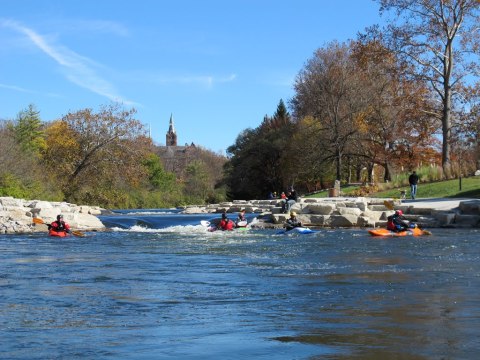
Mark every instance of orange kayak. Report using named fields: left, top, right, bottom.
left=368, top=227, right=430, bottom=237
left=49, top=229, right=69, bottom=237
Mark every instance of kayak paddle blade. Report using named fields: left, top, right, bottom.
left=32, top=217, right=45, bottom=225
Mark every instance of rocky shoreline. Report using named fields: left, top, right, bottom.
left=0, top=196, right=104, bottom=234
left=1, top=196, right=479, bottom=234
left=181, top=197, right=480, bottom=229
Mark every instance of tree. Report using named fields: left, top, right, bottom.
left=11, top=104, right=46, bottom=156
left=43, top=103, right=151, bottom=202
left=351, top=38, right=439, bottom=181
left=373, top=0, right=480, bottom=177
left=288, top=115, right=336, bottom=190
left=291, top=41, right=367, bottom=182
left=143, top=153, right=176, bottom=190
left=454, top=82, right=480, bottom=174
left=224, top=100, right=294, bottom=199
left=183, top=160, right=211, bottom=203
left=0, top=120, right=58, bottom=200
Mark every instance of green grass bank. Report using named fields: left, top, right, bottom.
left=306, top=176, right=480, bottom=199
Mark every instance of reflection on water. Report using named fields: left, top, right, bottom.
left=0, top=216, right=479, bottom=359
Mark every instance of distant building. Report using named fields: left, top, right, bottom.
left=156, top=114, right=197, bottom=176
left=165, top=114, right=177, bottom=146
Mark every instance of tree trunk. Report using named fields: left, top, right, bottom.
left=355, top=164, right=362, bottom=182
left=442, top=90, right=452, bottom=178
left=335, top=148, right=342, bottom=181
left=384, top=161, right=393, bottom=182
left=367, top=163, right=374, bottom=183
left=346, top=156, right=352, bottom=184
left=477, top=119, right=480, bottom=171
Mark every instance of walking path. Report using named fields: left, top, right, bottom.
left=402, top=198, right=473, bottom=211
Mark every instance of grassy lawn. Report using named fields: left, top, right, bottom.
left=306, top=185, right=359, bottom=198
left=305, top=176, right=480, bottom=199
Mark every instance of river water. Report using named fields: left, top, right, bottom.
left=1, top=209, right=479, bottom=359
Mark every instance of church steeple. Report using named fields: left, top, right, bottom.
left=166, top=113, right=177, bottom=146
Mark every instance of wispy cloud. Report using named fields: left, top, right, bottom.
left=0, top=19, right=136, bottom=106
left=0, top=82, right=62, bottom=98
left=151, top=73, right=237, bottom=88
left=0, top=83, right=34, bottom=93
left=66, top=19, right=130, bottom=37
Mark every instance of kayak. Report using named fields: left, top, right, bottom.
left=368, top=227, right=431, bottom=237
left=49, top=229, right=69, bottom=237
left=201, top=220, right=249, bottom=232
left=277, top=227, right=317, bottom=235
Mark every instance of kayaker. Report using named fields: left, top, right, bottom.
left=285, top=211, right=302, bottom=231
left=48, top=214, right=72, bottom=234
left=386, top=210, right=409, bottom=232
left=218, top=213, right=234, bottom=231
left=236, top=210, right=247, bottom=227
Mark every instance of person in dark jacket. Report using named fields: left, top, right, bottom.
left=285, top=211, right=302, bottom=231
left=386, top=210, right=409, bottom=232
left=48, top=214, right=71, bottom=234
left=409, top=171, right=419, bottom=200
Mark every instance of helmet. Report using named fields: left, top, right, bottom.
left=290, top=211, right=296, bottom=216
left=57, top=214, right=64, bottom=220
left=395, top=210, right=403, bottom=216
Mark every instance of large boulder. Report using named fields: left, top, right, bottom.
left=336, top=207, right=362, bottom=217
left=304, top=203, right=335, bottom=215
left=330, top=214, right=359, bottom=227
left=68, top=213, right=105, bottom=230
left=0, top=197, right=26, bottom=209
left=459, top=200, right=480, bottom=215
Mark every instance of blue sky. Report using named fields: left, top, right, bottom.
left=0, top=0, right=382, bottom=154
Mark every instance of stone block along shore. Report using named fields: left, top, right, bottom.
left=181, top=197, right=480, bottom=229
left=1, top=196, right=479, bottom=234
left=0, top=197, right=105, bottom=234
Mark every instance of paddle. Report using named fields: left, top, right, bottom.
left=382, top=200, right=432, bottom=235
left=32, top=217, right=85, bottom=237
left=383, top=200, right=395, bottom=210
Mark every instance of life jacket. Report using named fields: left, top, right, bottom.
left=386, top=215, right=396, bottom=231
left=387, top=215, right=404, bottom=232
left=219, top=219, right=234, bottom=231
left=50, top=220, right=70, bottom=232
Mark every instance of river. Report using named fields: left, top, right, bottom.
left=1, top=209, right=479, bottom=359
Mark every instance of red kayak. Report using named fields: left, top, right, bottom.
left=368, top=227, right=431, bottom=237
left=49, top=229, right=69, bottom=237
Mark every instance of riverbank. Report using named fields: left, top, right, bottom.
left=180, top=197, right=480, bottom=229
left=0, top=196, right=105, bottom=234
left=1, top=196, right=479, bottom=234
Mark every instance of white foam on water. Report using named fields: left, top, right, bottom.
left=110, top=224, right=209, bottom=234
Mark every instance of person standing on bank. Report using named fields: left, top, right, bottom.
left=281, top=189, right=297, bottom=214
left=409, top=171, right=419, bottom=200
